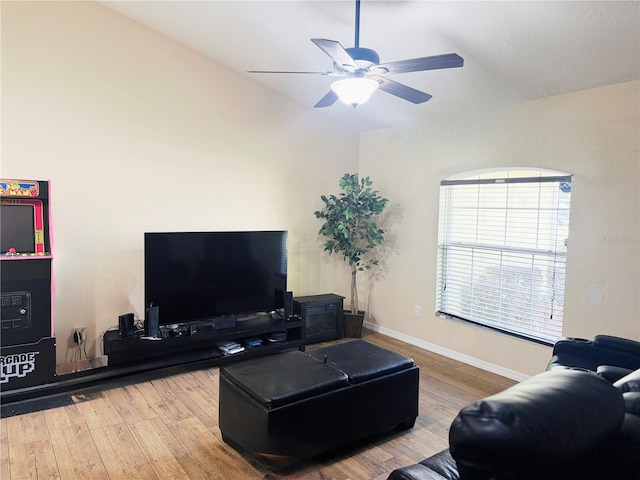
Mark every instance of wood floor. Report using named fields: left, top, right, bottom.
left=0, top=330, right=516, bottom=480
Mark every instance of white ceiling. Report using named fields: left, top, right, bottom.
left=100, top=1, right=640, bottom=131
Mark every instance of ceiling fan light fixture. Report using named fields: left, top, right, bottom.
left=331, top=77, right=378, bottom=107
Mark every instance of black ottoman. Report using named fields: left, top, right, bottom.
left=219, top=340, right=419, bottom=462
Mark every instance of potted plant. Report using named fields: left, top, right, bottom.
left=314, top=173, right=388, bottom=337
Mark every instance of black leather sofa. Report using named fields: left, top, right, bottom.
left=387, top=366, right=640, bottom=480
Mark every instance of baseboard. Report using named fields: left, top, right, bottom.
left=364, top=321, right=530, bottom=382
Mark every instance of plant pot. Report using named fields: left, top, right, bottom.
left=343, top=311, right=365, bottom=338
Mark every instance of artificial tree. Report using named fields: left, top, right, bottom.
left=314, top=173, right=388, bottom=331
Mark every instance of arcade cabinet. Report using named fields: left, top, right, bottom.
left=1, top=179, right=56, bottom=391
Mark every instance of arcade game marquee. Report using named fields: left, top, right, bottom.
left=0, top=178, right=56, bottom=392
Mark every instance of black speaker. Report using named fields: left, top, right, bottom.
left=284, top=291, right=293, bottom=320
left=118, top=312, right=135, bottom=337
left=144, top=306, right=159, bottom=338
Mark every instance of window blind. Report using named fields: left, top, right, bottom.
left=436, top=174, right=572, bottom=344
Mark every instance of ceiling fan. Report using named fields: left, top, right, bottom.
left=249, top=0, right=463, bottom=108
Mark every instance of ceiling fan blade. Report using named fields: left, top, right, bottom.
left=371, top=76, right=433, bottom=104
left=248, top=70, right=334, bottom=75
left=378, top=53, right=464, bottom=74
left=311, top=38, right=358, bottom=71
left=314, top=90, right=339, bottom=108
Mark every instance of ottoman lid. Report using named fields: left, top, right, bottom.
left=308, top=340, right=415, bottom=384
left=220, top=350, right=349, bottom=408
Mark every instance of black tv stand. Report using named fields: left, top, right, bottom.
left=103, top=312, right=305, bottom=369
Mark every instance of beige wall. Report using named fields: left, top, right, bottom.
left=1, top=2, right=357, bottom=365
left=360, top=81, right=640, bottom=378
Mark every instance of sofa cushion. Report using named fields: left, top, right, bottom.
left=449, top=369, right=626, bottom=479
left=308, top=339, right=415, bottom=384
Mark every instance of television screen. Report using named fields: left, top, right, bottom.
left=144, top=231, right=287, bottom=326
left=1, top=204, right=36, bottom=254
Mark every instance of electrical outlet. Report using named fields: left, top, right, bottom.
left=73, top=327, right=86, bottom=344
left=414, top=305, right=422, bottom=316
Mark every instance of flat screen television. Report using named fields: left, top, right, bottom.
left=144, top=230, right=287, bottom=326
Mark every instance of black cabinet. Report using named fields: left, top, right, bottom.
left=1, top=179, right=56, bottom=392
left=1, top=259, right=52, bottom=347
left=294, top=294, right=344, bottom=344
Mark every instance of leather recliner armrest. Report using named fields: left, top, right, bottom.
left=597, top=364, right=634, bottom=382
left=387, top=450, right=459, bottom=480
left=546, top=337, right=596, bottom=371
left=550, top=337, right=593, bottom=355
left=418, top=450, right=459, bottom=480
left=449, top=369, right=626, bottom=480
left=614, top=368, right=640, bottom=393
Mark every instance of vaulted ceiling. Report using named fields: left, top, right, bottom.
left=100, top=1, right=640, bottom=131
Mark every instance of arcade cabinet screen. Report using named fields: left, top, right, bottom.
left=1, top=204, right=36, bottom=254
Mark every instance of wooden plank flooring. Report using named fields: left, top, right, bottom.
left=1, top=330, right=516, bottom=480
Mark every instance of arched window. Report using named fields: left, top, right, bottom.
left=436, top=168, right=572, bottom=344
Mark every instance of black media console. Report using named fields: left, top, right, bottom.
left=103, top=312, right=305, bottom=369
